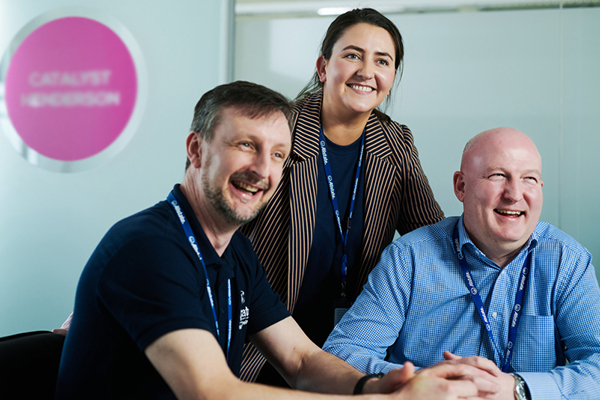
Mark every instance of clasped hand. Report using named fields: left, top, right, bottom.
left=366, top=351, right=515, bottom=400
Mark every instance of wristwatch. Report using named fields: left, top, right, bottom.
left=353, top=373, right=384, bottom=395
left=509, top=373, right=530, bottom=400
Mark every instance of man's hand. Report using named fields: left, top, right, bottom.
left=442, top=351, right=516, bottom=400
left=362, top=362, right=416, bottom=394
left=363, top=359, right=501, bottom=399
left=52, top=313, right=72, bottom=336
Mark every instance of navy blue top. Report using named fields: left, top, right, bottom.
left=56, top=185, right=289, bottom=399
left=293, top=134, right=365, bottom=347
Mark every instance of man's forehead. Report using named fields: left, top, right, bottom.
left=226, top=105, right=289, bottom=124
left=481, top=164, right=542, bottom=176
left=223, top=108, right=291, bottom=142
left=468, top=139, right=541, bottom=171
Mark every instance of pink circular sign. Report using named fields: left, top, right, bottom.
left=4, top=16, right=137, bottom=161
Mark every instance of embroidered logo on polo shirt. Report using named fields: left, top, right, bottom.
left=239, top=306, right=249, bottom=330
left=239, top=290, right=249, bottom=329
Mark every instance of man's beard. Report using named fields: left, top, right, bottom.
left=201, top=164, right=269, bottom=227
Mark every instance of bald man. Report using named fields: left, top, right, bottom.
left=324, top=128, right=600, bottom=400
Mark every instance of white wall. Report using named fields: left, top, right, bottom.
left=0, top=0, right=228, bottom=337
left=236, top=8, right=600, bottom=279
left=1, top=4, right=597, bottom=338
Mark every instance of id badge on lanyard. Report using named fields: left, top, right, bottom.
left=318, top=126, right=365, bottom=326
left=333, top=297, right=353, bottom=326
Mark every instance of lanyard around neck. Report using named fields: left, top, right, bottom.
left=318, top=126, right=365, bottom=291
left=451, top=222, right=530, bottom=373
left=167, top=192, right=232, bottom=362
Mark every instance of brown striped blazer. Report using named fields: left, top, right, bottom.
left=239, top=91, right=444, bottom=381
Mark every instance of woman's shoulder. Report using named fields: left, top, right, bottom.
left=290, top=98, right=305, bottom=122
left=365, top=112, right=426, bottom=170
left=290, top=92, right=322, bottom=134
left=291, top=92, right=321, bottom=115
left=370, top=111, right=415, bottom=147
left=291, top=94, right=310, bottom=111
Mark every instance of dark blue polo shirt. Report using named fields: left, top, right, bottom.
left=56, top=185, right=289, bottom=399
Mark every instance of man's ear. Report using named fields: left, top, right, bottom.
left=453, top=171, right=466, bottom=203
left=186, top=131, right=202, bottom=169
left=316, top=55, right=327, bottom=83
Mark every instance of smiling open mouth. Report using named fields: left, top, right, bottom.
left=348, top=84, right=374, bottom=92
left=232, top=181, right=260, bottom=195
left=495, top=209, right=524, bottom=216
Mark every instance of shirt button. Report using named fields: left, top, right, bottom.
left=491, top=312, right=498, bottom=318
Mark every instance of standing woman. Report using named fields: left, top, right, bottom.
left=241, top=8, right=444, bottom=385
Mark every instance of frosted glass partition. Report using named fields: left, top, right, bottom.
left=0, top=0, right=228, bottom=337
left=235, top=8, right=600, bottom=279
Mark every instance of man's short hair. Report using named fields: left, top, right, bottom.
left=186, top=81, right=293, bottom=170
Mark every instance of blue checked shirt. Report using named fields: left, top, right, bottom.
left=323, top=216, right=600, bottom=400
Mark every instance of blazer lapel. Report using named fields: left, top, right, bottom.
left=287, top=93, right=321, bottom=312
left=359, top=114, right=397, bottom=290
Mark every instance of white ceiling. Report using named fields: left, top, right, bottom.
left=235, top=0, right=600, bottom=16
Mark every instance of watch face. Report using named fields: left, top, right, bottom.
left=513, top=374, right=528, bottom=400
left=516, top=386, right=527, bottom=399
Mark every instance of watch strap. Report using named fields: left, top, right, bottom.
left=353, top=373, right=384, bottom=395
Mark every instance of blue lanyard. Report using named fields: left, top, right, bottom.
left=167, top=192, right=232, bottom=362
left=451, top=222, right=530, bottom=372
left=318, top=126, right=365, bottom=290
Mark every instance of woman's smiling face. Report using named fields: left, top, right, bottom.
left=318, top=23, right=397, bottom=118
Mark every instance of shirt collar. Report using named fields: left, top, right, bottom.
left=171, top=184, right=236, bottom=271
left=456, top=214, right=539, bottom=260
left=291, top=91, right=390, bottom=161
